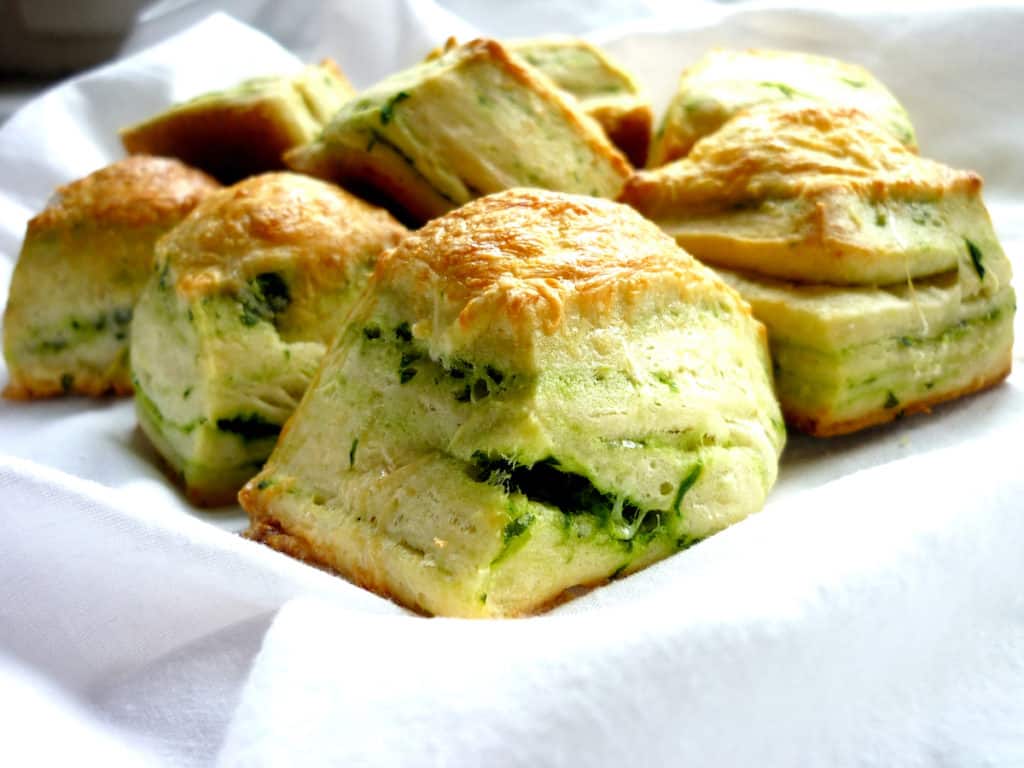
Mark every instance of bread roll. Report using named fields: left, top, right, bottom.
left=284, top=39, right=631, bottom=224
left=241, top=188, right=784, bottom=616
left=130, top=172, right=406, bottom=504
left=648, top=48, right=916, bottom=167
left=624, top=103, right=1014, bottom=435
left=121, top=60, right=355, bottom=183
left=3, top=156, right=219, bottom=399
left=508, top=37, right=652, bottom=166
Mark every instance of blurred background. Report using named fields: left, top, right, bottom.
left=0, top=0, right=978, bottom=126
left=0, top=0, right=754, bottom=123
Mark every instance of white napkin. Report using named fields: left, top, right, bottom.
left=0, top=454, right=404, bottom=765
left=1, top=4, right=1023, bottom=767
left=219, top=428, right=1024, bottom=767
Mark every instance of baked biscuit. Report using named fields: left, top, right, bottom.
left=285, top=39, right=631, bottom=224
left=624, top=104, right=1014, bottom=436
left=720, top=270, right=1014, bottom=436
left=506, top=38, right=652, bottom=166
left=3, top=156, right=219, bottom=399
left=121, top=60, right=355, bottom=183
left=648, top=48, right=917, bottom=167
left=130, top=172, right=406, bottom=505
left=241, top=188, right=785, bottom=617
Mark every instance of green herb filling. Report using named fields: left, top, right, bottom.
left=215, top=413, right=282, bottom=441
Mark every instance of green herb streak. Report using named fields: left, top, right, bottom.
left=675, top=534, right=700, bottom=551
left=671, top=461, right=703, bottom=515
left=447, top=360, right=471, bottom=379
left=240, top=272, right=291, bottom=327
left=379, top=91, right=410, bottom=125
left=362, top=130, right=455, bottom=204
left=653, top=371, right=679, bottom=392
left=38, top=338, right=69, bottom=353
left=215, top=413, right=281, bottom=441
left=610, top=563, right=629, bottom=579
left=759, top=81, right=798, bottom=98
left=485, top=365, right=504, bottom=385
left=503, top=512, right=535, bottom=544
left=473, top=455, right=653, bottom=542
left=491, top=510, right=536, bottom=566
left=157, top=261, right=171, bottom=291
left=965, top=238, right=985, bottom=279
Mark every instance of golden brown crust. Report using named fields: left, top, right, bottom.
left=4, top=157, right=219, bottom=401
left=120, top=61, right=355, bottom=184
left=625, top=105, right=975, bottom=215
left=28, top=155, right=219, bottom=234
left=2, top=371, right=134, bottom=400
left=243, top=499, right=428, bottom=613
left=374, top=188, right=748, bottom=333
left=184, top=485, right=246, bottom=508
left=239, top=186, right=780, bottom=617
left=135, top=426, right=242, bottom=508
left=122, top=101, right=302, bottom=183
left=163, top=172, right=406, bottom=298
left=790, top=355, right=1012, bottom=437
left=289, top=40, right=630, bottom=226
left=648, top=48, right=918, bottom=167
left=284, top=138, right=452, bottom=225
left=244, top=508, right=613, bottom=618
left=316, top=57, right=350, bottom=89
left=621, top=104, right=982, bottom=284
left=590, top=100, right=651, bottom=168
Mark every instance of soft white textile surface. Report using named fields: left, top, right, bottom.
left=1, top=4, right=1023, bottom=766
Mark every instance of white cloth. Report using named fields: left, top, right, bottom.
left=1, top=4, right=1023, bottom=766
